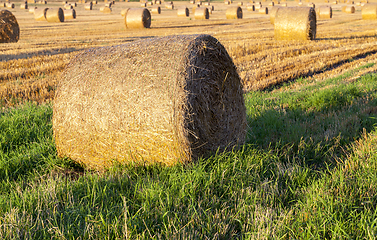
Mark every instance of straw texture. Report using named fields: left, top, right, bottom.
left=0, top=10, right=19, bottom=43
left=270, top=6, right=279, bottom=23
left=362, top=3, right=377, bottom=19
left=177, top=6, right=189, bottom=16
left=53, top=34, right=247, bottom=170
left=34, top=8, right=48, bottom=20
left=125, top=8, right=151, bottom=28
left=194, top=7, right=209, bottom=19
left=46, top=8, right=64, bottom=22
left=318, top=5, right=332, bottom=18
left=64, top=8, right=76, bottom=19
left=274, top=7, right=316, bottom=40
left=226, top=6, right=243, bottom=19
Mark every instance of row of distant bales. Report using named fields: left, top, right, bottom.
left=2, top=0, right=377, bottom=42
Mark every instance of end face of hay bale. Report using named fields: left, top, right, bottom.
left=177, top=6, right=189, bottom=16
left=226, top=6, right=243, bottom=19
left=64, top=8, right=76, bottom=19
left=34, top=7, right=48, bottom=20
left=20, top=3, right=28, bottom=9
left=46, top=8, right=64, bottom=22
left=345, top=5, right=355, bottom=13
left=194, top=7, right=209, bottom=19
left=151, top=6, right=161, bottom=14
left=0, top=10, right=19, bottom=43
left=125, top=8, right=151, bottom=28
left=362, top=3, right=377, bottom=19
left=274, top=7, right=316, bottom=40
left=84, top=3, right=92, bottom=10
left=318, top=5, right=332, bottom=18
left=259, top=6, right=268, bottom=13
left=53, top=34, right=247, bottom=170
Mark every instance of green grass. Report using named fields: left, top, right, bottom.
left=1, top=64, right=377, bottom=239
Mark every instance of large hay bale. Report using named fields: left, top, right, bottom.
left=165, top=3, right=173, bottom=9
left=34, top=8, right=48, bottom=20
left=125, top=8, right=151, bottom=28
left=0, top=10, right=19, bottom=43
left=345, top=5, right=355, bottom=13
left=274, top=7, right=316, bottom=40
left=177, top=6, right=189, bottom=16
left=64, top=8, right=76, bottom=19
left=362, top=3, right=377, bottom=18
left=226, top=6, right=242, bottom=19
left=46, top=8, right=64, bottom=22
left=84, top=2, right=92, bottom=10
left=20, top=3, right=28, bottom=9
left=6, top=3, right=15, bottom=8
left=100, top=6, right=112, bottom=13
left=194, top=7, right=209, bottom=19
left=270, top=6, right=279, bottom=23
left=318, top=5, right=332, bottom=18
left=247, top=3, right=255, bottom=10
left=53, top=34, right=247, bottom=170
left=151, top=6, right=161, bottom=13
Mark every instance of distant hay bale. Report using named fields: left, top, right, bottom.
left=318, top=5, right=332, bottom=18
left=177, top=6, right=189, bottom=16
left=6, top=3, right=15, bottom=8
left=255, top=4, right=261, bottom=9
left=151, top=6, right=161, bottom=13
left=194, top=7, right=209, bottom=19
left=64, top=8, right=76, bottom=19
left=204, top=2, right=210, bottom=5
left=0, top=10, right=19, bottom=43
left=70, top=2, right=77, bottom=6
left=100, top=6, right=112, bottom=13
left=274, top=7, right=316, bottom=40
left=53, top=34, right=247, bottom=170
left=28, top=0, right=35, bottom=3
left=247, top=3, right=255, bottom=10
left=226, top=6, right=242, bottom=19
left=92, top=0, right=97, bottom=4
left=64, top=4, right=73, bottom=9
left=84, top=2, right=92, bottom=9
left=165, top=3, right=174, bottom=8
left=140, top=2, right=146, bottom=6
left=34, top=8, right=48, bottom=20
left=362, top=3, right=377, bottom=19
left=147, top=1, right=153, bottom=5
left=281, top=2, right=287, bottom=6
left=29, top=6, right=37, bottom=13
left=192, top=4, right=200, bottom=12
left=125, top=8, right=151, bottom=28
left=121, top=8, right=129, bottom=16
left=190, top=0, right=195, bottom=3
left=62, top=0, right=67, bottom=4
left=270, top=6, right=279, bottom=23
left=269, top=1, right=274, bottom=5
left=20, top=3, right=28, bottom=9
left=46, top=8, right=64, bottom=22
left=298, top=1, right=302, bottom=5
left=238, top=1, right=243, bottom=5
left=259, top=6, right=268, bottom=13
left=105, top=2, right=112, bottom=7
left=356, top=2, right=361, bottom=5
left=345, top=5, right=355, bottom=13
left=307, top=2, right=314, bottom=7
left=332, top=0, right=337, bottom=3
left=224, top=0, right=230, bottom=4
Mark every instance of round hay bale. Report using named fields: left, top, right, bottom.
left=6, top=3, right=15, bottom=8
left=121, top=8, right=129, bottom=16
left=39, top=0, right=47, bottom=4
left=151, top=6, right=161, bottom=13
left=147, top=1, right=153, bottom=5
left=34, top=8, right=48, bottom=20
left=269, top=1, right=274, bottom=5
left=62, top=0, right=67, bottom=4
left=332, top=0, right=337, bottom=3
left=53, top=34, right=247, bottom=170
left=224, top=0, right=230, bottom=4
left=92, top=0, right=97, bottom=4
left=270, top=6, right=280, bottom=23
left=156, top=0, right=161, bottom=4
left=140, top=2, right=146, bottom=6
left=307, top=2, right=314, bottom=7
left=274, top=7, right=316, bottom=40
left=64, top=4, right=73, bottom=9
left=318, top=5, right=332, bottom=18
left=259, top=6, right=268, bottom=13
left=125, top=8, right=151, bottom=28
left=247, top=3, right=255, bottom=10
left=345, top=5, right=355, bottom=13
left=226, top=6, right=242, bottom=19
left=100, top=6, right=112, bottom=13
left=20, top=3, right=28, bottom=9
left=298, top=1, right=302, bottom=5
left=238, top=1, right=243, bottom=5
left=28, top=0, right=35, bottom=3
left=255, top=4, right=261, bottom=9
left=192, top=4, right=200, bottom=12
left=0, top=10, right=19, bottom=43
left=204, top=2, right=210, bottom=5
left=356, top=2, right=361, bottom=6
left=281, top=2, right=287, bottom=6
left=46, top=8, right=64, bottom=22
left=194, top=7, right=209, bottom=19
left=190, top=0, right=195, bottom=3
left=362, top=3, right=377, bottom=19
left=84, top=2, right=92, bottom=9
left=105, top=2, right=112, bottom=7
left=29, top=6, right=37, bottom=13
left=64, top=8, right=76, bottom=19
left=165, top=3, right=174, bottom=9
left=177, top=6, right=189, bottom=16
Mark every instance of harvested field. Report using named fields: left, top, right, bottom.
left=1, top=0, right=377, bottom=106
